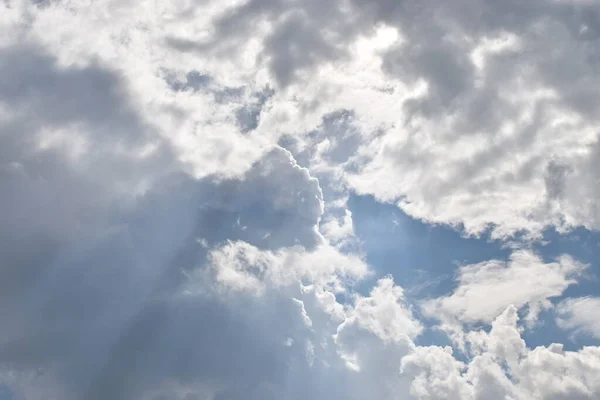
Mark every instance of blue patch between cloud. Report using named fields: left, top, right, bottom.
left=349, top=193, right=600, bottom=349
left=348, top=193, right=509, bottom=299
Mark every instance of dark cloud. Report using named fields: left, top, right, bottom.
left=0, top=43, right=175, bottom=307
left=0, top=43, right=325, bottom=397
left=0, top=149, right=327, bottom=398
left=178, top=0, right=600, bottom=142
left=0, top=46, right=147, bottom=142
left=166, top=71, right=213, bottom=92
left=168, top=0, right=381, bottom=87
left=545, top=159, right=572, bottom=201
left=236, top=87, right=274, bottom=133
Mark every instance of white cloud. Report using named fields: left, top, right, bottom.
left=557, top=297, right=600, bottom=340
left=336, top=278, right=423, bottom=345
left=11, top=0, right=600, bottom=238
left=401, top=345, right=473, bottom=400
left=517, top=344, right=600, bottom=399
left=330, top=278, right=421, bottom=398
left=320, top=209, right=355, bottom=246
left=205, top=240, right=369, bottom=295
left=404, top=306, right=600, bottom=400
left=1, top=0, right=600, bottom=399
left=423, top=250, right=587, bottom=327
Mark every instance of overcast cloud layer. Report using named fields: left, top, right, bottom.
left=1, top=0, right=600, bottom=399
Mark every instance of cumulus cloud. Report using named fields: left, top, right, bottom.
left=404, top=306, right=600, bottom=400
left=423, top=250, right=587, bottom=327
left=205, top=240, right=369, bottom=294
left=188, top=0, right=600, bottom=238
left=1, top=0, right=600, bottom=399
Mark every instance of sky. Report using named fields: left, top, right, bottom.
left=1, top=0, right=600, bottom=399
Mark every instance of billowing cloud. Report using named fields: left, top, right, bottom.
left=2, top=0, right=600, bottom=399
left=14, top=0, right=600, bottom=237
left=404, top=306, right=600, bottom=400
left=422, top=250, right=587, bottom=327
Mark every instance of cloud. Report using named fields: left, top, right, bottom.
left=422, top=250, right=587, bottom=328
left=0, top=141, right=334, bottom=399
left=204, top=240, right=369, bottom=295
left=403, top=306, right=600, bottom=400
left=1, top=1, right=600, bottom=399
left=0, top=41, right=358, bottom=395
left=164, top=0, right=600, bottom=237
left=22, top=0, right=600, bottom=237
left=0, top=20, right=327, bottom=397
left=557, top=297, right=600, bottom=340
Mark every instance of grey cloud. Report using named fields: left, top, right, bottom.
left=382, top=33, right=475, bottom=115
left=5, top=1, right=600, bottom=399
left=172, top=0, right=600, bottom=202
left=163, top=0, right=600, bottom=116
left=170, top=0, right=391, bottom=87
left=30, top=0, right=54, bottom=8
left=235, top=104, right=261, bottom=132
left=0, top=46, right=145, bottom=141
left=0, top=44, right=326, bottom=394
left=80, top=294, right=299, bottom=400
left=164, top=70, right=245, bottom=103
left=0, top=42, right=186, bottom=399
left=557, top=135, right=600, bottom=227
left=277, top=109, right=365, bottom=234
left=545, top=159, right=572, bottom=201
left=236, top=86, right=274, bottom=133
left=198, top=147, right=324, bottom=250
left=0, top=153, right=327, bottom=398
left=163, top=69, right=272, bottom=133
left=166, top=70, right=213, bottom=92
left=0, top=164, right=323, bottom=400
left=277, top=109, right=365, bottom=250
left=203, top=0, right=600, bottom=122
left=261, top=11, right=345, bottom=87
left=279, top=109, right=360, bottom=167
left=345, top=1, right=600, bottom=234
left=0, top=43, right=176, bottom=308
left=0, top=44, right=176, bottom=191
left=317, top=110, right=363, bottom=165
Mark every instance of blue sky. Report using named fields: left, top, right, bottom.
left=349, top=194, right=600, bottom=351
left=348, top=194, right=510, bottom=299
